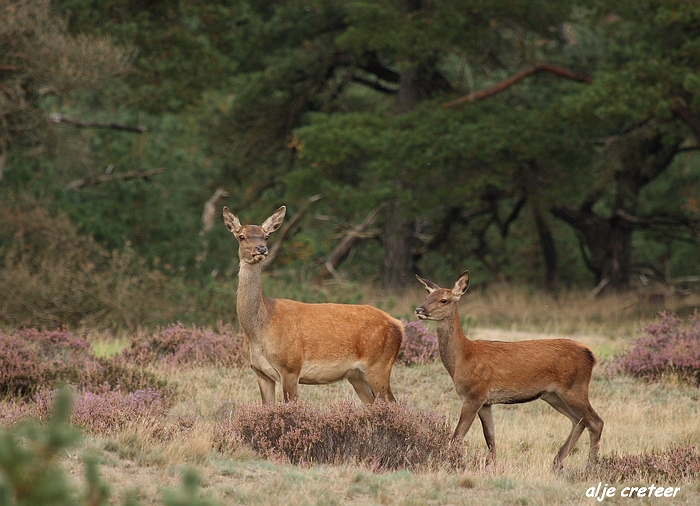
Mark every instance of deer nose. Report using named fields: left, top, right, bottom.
left=415, top=306, right=426, bottom=315
left=255, top=245, right=268, bottom=255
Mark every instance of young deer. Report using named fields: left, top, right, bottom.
left=223, top=205, right=403, bottom=404
left=415, top=270, right=603, bottom=469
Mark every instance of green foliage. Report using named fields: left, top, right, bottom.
left=0, top=0, right=133, bottom=154
left=2, top=0, right=699, bottom=299
left=0, top=388, right=216, bottom=506
left=570, top=0, right=700, bottom=126
left=0, top=388, right=89, bottom=505
left=162, top=469, right=219, bottom=506
left=0, top=202, right=179, bottom=331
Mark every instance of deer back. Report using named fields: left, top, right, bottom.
left=262, top=299, right=403, bottom=364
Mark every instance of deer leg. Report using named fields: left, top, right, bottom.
left=542, top=392, right=603, bottom=468
left=346, top=370, right=376, bottom=404
left=280, top=371, right=300, bottom=402
left=478, top=405, right=496, bottom=459
left=583, top=406, right=604, bottom=468
left=452, top=399, right=483, bottom=441
left=559, top=394, right=603, bottom=467
left=364, top=366, right=396, bottom=402
left=541, top=393, right=584, bottom=467
left=255, top=372, right=276, bottom=404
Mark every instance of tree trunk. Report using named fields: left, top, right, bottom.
left=382, top=202, right=414, bottom=291
left=534, top=209, right=558, bottom=292
left=379, top=0, right=422, bottom=293
left=552, top=129, right=681, bottom=293
left=551, top=204, right=634, bottom=291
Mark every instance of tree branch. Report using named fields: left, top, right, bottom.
left=67, top=168, right=165, bottom=190
left=614, top=209, right=700, bottom=233
left=442, top=63, right=592, bottom=108
left=261, top=195, right=322, bottom=270
left=260, top=208, right=306, bottom=270
left=315, top=205, right=384, bottom=282
left=350, top=76, right=398, bottom=94
left=671, top=100, right=700, bottom=146
left=48, top=113, right=146, bottom=133
left=357, top=51, right=400, bottom=84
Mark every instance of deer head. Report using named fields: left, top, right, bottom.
left=414, top=270, right=470, bottom=321
left=223, top=206, right=286, bottom=264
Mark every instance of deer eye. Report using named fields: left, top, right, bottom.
left=440, top=299, right=448, bottom=304
left=264, top=234, right=270, bottom=240
left=238, top=235, right=246, bottom=241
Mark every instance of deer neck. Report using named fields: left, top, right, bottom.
left=236, top=262, right=269, bottom=339
left=434, top=308, right=472, bottom=378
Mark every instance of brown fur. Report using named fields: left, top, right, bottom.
left=415, top=270, right=604, bottom=469
left=223, top=205, right=403, bottom=404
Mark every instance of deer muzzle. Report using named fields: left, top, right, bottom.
left=415, top=306, right=429, bottom=319
left=247, top=244, right=269, bottom=263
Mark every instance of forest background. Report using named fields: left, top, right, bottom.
left=1, top=0, right=700, bottom=332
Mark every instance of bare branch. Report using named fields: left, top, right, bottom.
left=350, top=76, right=398, bottom=94
left=260, top=208, right=306, bottom=270
left=614, top=209, right=700, bottom=235
left=66, top=168, right=165, bottom=190
left=48, top=113, right=146, bottom=133
left=442, top=63, right=592, bottom=108
left=261, top=195, right=322, bottom=270
left=315, top=206, right=384, bottom=282
left=672, top=100, right=700, bottom=145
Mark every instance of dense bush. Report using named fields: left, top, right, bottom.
left=0, top=328, right=166, bottom=398
left=589, top=444, right=700, bottom=484
left=611, top=311, right=700, bottom=385
left=0, top=204, right=183, bottom=332
left=120, top=322, right=246, bottom=368
left=0, top=387, right=169, bottom=435
left=214, top=400, right=465, bottom=471
left=0, top=328, right=99, bottom=397
left=397, top=320, right=439, bottom=365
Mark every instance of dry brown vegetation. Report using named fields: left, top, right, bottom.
left=2, top=287, right=700, bottom=505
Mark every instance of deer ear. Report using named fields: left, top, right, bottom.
left=222, top=206, right=242, bottom=234
left=452, top=270, right=470, bottom=297
left=416, top=274, right=440, bottom=294
left=261, top=206, right=286, bottom=233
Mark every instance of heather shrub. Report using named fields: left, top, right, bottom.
left=1, top=387, right=169, bottom=434
left=87, top=357, right=170, bottom=395
left=610, top=311, right=700, bottom=385
left=71, top=388, right=169, bottom=435
left=0, top=328, right=97, bottom=397
left=397, top=319, right=439, bottom=365
left=214, top=400, right=465, bottom=471
left=120, top=322, right=246, bottom=368
left=0, top=328, right=167, bottom=398
left=587, top=444, right=700, bottom=483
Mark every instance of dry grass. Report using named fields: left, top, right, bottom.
left=5, top=285, right=698, bottom=505
left=371, top=283, right=700, bottom=339
left=56, top=333, right=700, bottom=505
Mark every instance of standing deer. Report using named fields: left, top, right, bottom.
left=223, top=205, right=403, bottom=404
left=415, top=270, right=603, bottom=469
